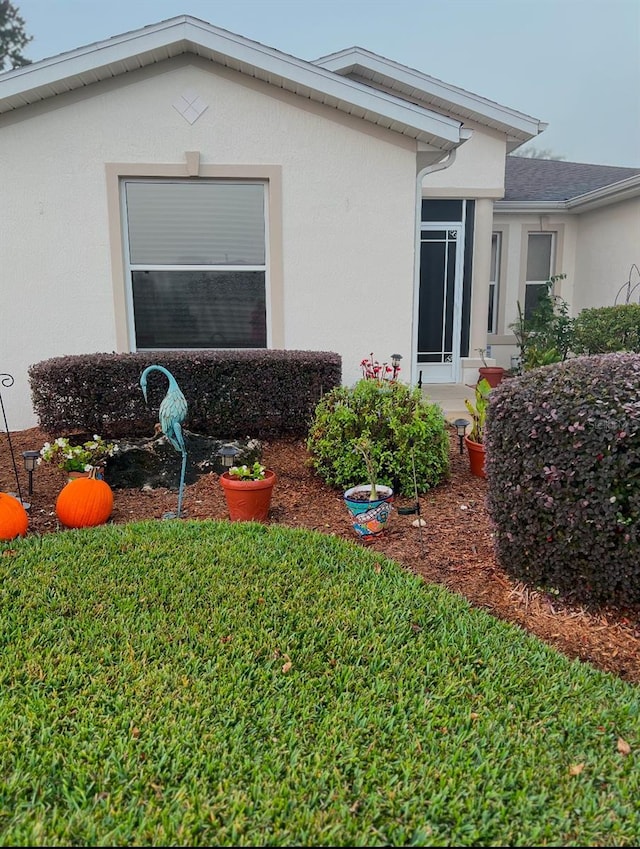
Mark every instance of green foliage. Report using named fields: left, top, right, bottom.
left=464, top=378, right=491, bottom=443
left=573, top=303, right=640, bottom=354
left=0, top=1, right=32, bottom=70
left=228, top=462, right=266, bottom=481
left=0, top=521, right=638, bottom=846
left=510, top=274, right=573, bottom=371
left=485, top=353, right=640, bottom=606
left=306, top=379, right=450, bottom=496
left=28, top=350, right=341, bottom=440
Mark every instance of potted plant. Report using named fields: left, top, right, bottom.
left=219, top=462, right=277, bottom=522
left=464, top=378, right=491, bottom=478
left=343, top=437, right=393, bottom=541
left=477, top=348, right=505, bottom=388
left=39, top=435, right=118, bottom=481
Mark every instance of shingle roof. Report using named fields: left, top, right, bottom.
left=504, top=156, right=640, bottom=202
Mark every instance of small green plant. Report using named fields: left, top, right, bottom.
left=39, top=435, right=117, bottom=472
left=353, top=436, right=381, bottom=501
left=464, top=379, right=491, bottom=443
left=510, top=274, right=573, bottom=371
left=228, top=462, right=266, bottom=481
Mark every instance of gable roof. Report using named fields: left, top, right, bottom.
left=0, top=14, right=547, bottom=154
left=498, top=157, right=640, bottom=212
left=0, top=15, right=466, bottom=150
left=313, top=47, right=546, bottom=151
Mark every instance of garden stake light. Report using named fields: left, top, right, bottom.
left=217, top=444, right=240, bottom=470
left=390, top=353, right=403, bottom=380
left=454, top=418, right=469, bottom=455
left=22, top=450, right=39, bottom=496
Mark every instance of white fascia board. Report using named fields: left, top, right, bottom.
left=0, top=16, right=463, bottom=145
left=567, top=174, right=640, bottom=211
left=495, top=175, right=640, bottom=214
left=314, top=47, right=546, bottom=139
left=493, top=200, right=569, bottom=213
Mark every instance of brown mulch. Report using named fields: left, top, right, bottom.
left=2, top=426, right=639, bottom=685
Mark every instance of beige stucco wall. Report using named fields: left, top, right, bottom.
left=572, top=197, right=640, bottom=311
left=0, top=57, right=418, bottom=429
left=422, top=124, right=507, bottom=198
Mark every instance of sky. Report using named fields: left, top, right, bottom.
left=12, top=0, right=640, bottom=167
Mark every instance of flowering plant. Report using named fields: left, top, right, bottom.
left=360, top=352, right=401, bottom=382
left=228, top=462, right=266, bottom=481
left=39, top=435, right=117, bottom=472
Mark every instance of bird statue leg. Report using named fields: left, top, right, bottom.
left=176, top=448, right=187, bottom=519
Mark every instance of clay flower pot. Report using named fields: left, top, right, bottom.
left=464, top=435, right=486, bottom=479
left=219, top=470, right=277, bottom=522
left=478, top=366, right=505, bottom=388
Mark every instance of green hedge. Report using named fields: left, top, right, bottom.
left=29, top=350, right=341, bottom=439
left=573, top=303, right=640, bottom=354
left=485, top=354, right=640, bottom=606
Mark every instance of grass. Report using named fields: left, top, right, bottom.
left=0, top=520, right=638, bottom=846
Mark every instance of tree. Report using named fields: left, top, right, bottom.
left=0, top=1, right=32, bottom=71
left=512, top=146, right=566, bottom=161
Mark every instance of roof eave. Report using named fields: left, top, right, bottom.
left=0, top=16, right=465, bottom=148
left=314, top=47, right=546, bottom=142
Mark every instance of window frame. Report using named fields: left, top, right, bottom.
left=487, top=231, right=501, bottom=335
left=524, top=231, right=556, bottom=320
left=121, top=177, right=269, bottom=352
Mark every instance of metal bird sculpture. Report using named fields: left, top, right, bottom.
left=140, top=365, right=188, bottom=519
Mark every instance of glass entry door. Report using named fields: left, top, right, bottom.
left=415, top=201, right=466, bottom=384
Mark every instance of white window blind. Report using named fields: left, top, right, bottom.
left=126, top=182, right=265, bottom=265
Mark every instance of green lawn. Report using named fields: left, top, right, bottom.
left=0, top=521, right=638, bottom=846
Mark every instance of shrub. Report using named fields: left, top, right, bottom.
left=573, top=303, right=640, bottom=354
left=485, top=354, right=640, bottom=605
left=509, top=274, right=573, bottom=371
left=306, top=379, right=449, bottom=496
left=28, top=350, right=341, bottom=439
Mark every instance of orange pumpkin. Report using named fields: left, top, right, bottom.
left=55, top=478, right=114, bottom=529
left=0, top=492, right=28, bottom=540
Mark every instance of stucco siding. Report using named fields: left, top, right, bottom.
left=573, top=198, right=640, bottom=310
left=0, top=58, right=417, bottom=428
left=422, top=124, right=506, bottom=196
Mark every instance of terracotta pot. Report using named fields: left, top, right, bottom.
left=66, top=466, right=105, bottom=483
left=478, top=366, right=504, bottom=388
left=343, top=484, right=394, bottom=540
left=219, top=470, right=277, bottom=522
left=464, top=435, right=486, bottom=479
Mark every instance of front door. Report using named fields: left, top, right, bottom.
left=415, top=200, right=467, bottom=384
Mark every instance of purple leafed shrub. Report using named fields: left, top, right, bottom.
left=485, top=353, right=640, bottom=606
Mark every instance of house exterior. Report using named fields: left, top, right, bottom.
left=0, top=15, right=635, bottom=431
left=491, top=157, right=640, bottom=368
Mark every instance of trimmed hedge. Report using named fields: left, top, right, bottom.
left=485, top=354, right=640, bottom=605
left=306, top=379, right=450, bottom=496
left=29, top=350, right=341, bottom=439
left=573, top=303, right=640, bottom=354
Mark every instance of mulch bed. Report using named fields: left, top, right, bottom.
left=2, top=426, right=639, bottom=685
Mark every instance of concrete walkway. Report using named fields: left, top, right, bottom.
left=421, top=383, right=476, bottom=424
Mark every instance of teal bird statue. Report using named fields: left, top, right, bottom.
left=140, top=365, right=188, bottom=519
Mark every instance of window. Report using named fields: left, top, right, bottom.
left=123, top=180, right=267, bottom=349
left=525, top=232, right=555, bottom=319
left=488, top=232, right=501, bottom=334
